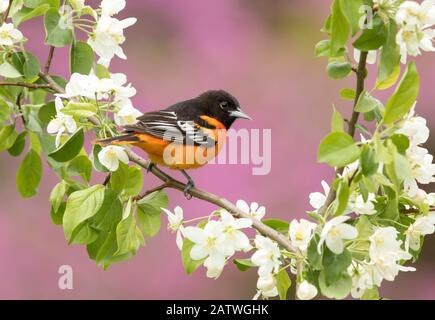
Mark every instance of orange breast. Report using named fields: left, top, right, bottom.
left=133, top=129, right=227, bottom=170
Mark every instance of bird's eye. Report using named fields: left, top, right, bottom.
left=220, top=101, right=229, bottom=109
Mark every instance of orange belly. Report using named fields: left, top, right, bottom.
left=133, top=133, right=226, bottom=170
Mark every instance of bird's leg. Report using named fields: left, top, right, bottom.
left=181, top=170, right=195, bottom=200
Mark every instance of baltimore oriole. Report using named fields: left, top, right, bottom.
left=99, top=90, right=251, bottom=196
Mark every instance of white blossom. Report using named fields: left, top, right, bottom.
left=98, top=145, right=129, bottom=172
left=162, top=206, right=184, bottom=250
left=369, top=227, right=415, bottom=282
left=236, top=200, right=266, bottom=220
left=114, top=103, right=142, bottom=126
left=183, top=221, right=232, bottom=279
left=59, top=73, right=100, bottom=99
left=219, top=210, right=253, bottom=254
left=100, top=0, right=126, bottom=16
left=309, top=180, right=330, bottom=210
left=397, top=109, right=430, bottom=147
left=349, top=194, right=377, bottom=216
left=88, top=15, right=137, bottom=66
left=348, top=263, right=375, bottom=299
left=251, top=235, right=281, bottom=277
left=404, top=147, right=435, bottom=196
left=47, top=97, right=77, bottom=147
left=0, top=23, right=23, bottom=46
left=296, top=281, right=318, bottom=300
left=318, top=216, right=358, bottom=255
left=253, top=274, right=278, bottom=300
left=405, top=214, right=435, bottom=251
left=289, top=219, right=317, bottom=251
left=395, top=1, right=435, bottom=63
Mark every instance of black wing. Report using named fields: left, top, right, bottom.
left=123, top=110, right=216, bottom=147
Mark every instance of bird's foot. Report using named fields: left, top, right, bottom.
left=147, top=162, right=155, bottom=173
left=181, top=170, right=195, bottom=200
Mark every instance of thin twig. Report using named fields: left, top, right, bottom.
left=102, top=173, right=111, bottom=186
left=16, top=92, right=25, bottom=125
left=44, top=46, right=55, bottom=74
left=38, top=73, right=297, bottom=253
left=318, top=51, right=369, bottom=217
left=0, top=82, right=51, bottom=89
left=1, top=0, right=13, bottom=24
left=136, top=182, right=171, bottom=200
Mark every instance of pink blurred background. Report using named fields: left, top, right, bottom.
left=1, top=0, right=435, bottom=299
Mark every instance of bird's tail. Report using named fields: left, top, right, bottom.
left=96, top=134, right=140, bottom=146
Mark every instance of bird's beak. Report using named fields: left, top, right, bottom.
left=230, top=109, right=252, bottom=120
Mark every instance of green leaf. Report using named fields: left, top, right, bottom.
left=67, top=155, right=92, bottom=182
left=341, top=0, right=363, bottom=36
left=327, top=61, right=352, bottom=79
left=340, top=88, right=356, bottom=100
left=233, top=258, right=255, bottom=271
left=182, top=238, right=205, bottom=275
left=51, top=201, right=66, bottom=225
left=360, top=145, right=379, bottom=177
left=61, top=102, right=97, bottom=118
left=319, top=270, right=352, bottom=300
left=361, top=287, right=380, bottom=300
left=16, top=149, right=42, bottom=198
left=12, top=52, right=40, bottom=80
left=0, top=97, right=10, bottom=125
left=318, top=132, right=360, bottom=167
left=0, top=125, right=18, bottom=152
left=389, top=134, right=409, bottom=155
left=38, top=101, right=56, bottom=127
left=307, top=235, right=323, bottom=270
left=87, top=189, right=123, bottom=268
left=333, top=180, right=349, bottom=217
left=276, top=269, right=291, bottom=300
left=110, top=163, right=143, bottom=197
left=377, top=20, right=400, bottom=85
left=355, top=91, right=383, bottom=113
left=376, top=64, right=401, bottom=90
left=92, top=144, right=110, bottom=173
left=394, top=153, right=412, bottom=182
left=44, top=8, right=74, bottom=47
left=70, top=222, right=99, bottom=245
left=115, top=200, right=145, bottom=256
left=330, top=0, right=350, bottom=56
left=48, top=127, right=84, bottom=162
left=95, top=63, right=110, bottom=79
left=70, top=41, right=94, bottom=75
left=50, top=180, right=68, bottom=212
left=353, top=16, right=388, bottom=50
left=0, top=61, right=22, bottom=78
left=262, top=219, right=289, bottom=233
left=12, top=4, right=51, bottom=26
left=322, top=248, right=352, bottom=285
left=383, top=62, right=419, bottom=124
left=331, top=106, right=344, bottom=132
left=136, top=190, right=168, bottom=237
left=7, top=131, right=27, bottom=157
left=63, top=184, right=105, bottom=242
left=315, top=39, right=330, bottom=57
left=24, top=0, right=59, bottom=9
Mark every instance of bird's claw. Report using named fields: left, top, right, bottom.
left=183, top=180, right=195, bottom=200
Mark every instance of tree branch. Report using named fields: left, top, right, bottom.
left=0, top=82, right=52, bottom=89
left=38, top=72, right=297, bottom=253
left=44, top=46, right=55, bottom=74
left=318, top=51, right=369, bottom=216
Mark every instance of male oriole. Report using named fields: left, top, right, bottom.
left=99, top=90, right=251, bottom=196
